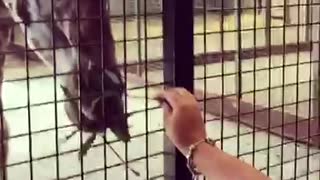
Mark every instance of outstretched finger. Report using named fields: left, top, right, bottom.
left=155, top=88, right=181, bottom=109
left=174, top=88, right=198, bottom=102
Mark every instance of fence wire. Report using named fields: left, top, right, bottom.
left=0, top=0, right=319, bottom=180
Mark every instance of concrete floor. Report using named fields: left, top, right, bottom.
left=1, top=10, right=320, bottom=180
left=3, top=76, right=166, bottom=180
left=3, top=66, right=320, bottom=180
left=142, top=57, right=320, bottom=180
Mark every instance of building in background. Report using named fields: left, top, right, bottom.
left=108, top=0, right=245, bottom=16
left=108, top=0, right=162, bottom=16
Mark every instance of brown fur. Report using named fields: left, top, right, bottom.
left=0, top=1, right=131, bottom=175
left=0, top=116, right=8, bottom=180
left=0, top=12, right=10, bottom=179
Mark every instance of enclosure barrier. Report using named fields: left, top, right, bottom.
left=0, top=0, right=320, bottom=180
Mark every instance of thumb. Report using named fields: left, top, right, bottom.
left=162, top=101, right=171, bottom=115
left=161, top=101, right=173, bottom=126
left=155, top=97, right=173, bottom=114
left=154, top=93, right=173, bottom=119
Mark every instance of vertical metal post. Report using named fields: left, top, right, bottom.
left=311, top=0, right=320, bottom=135
left=306, top=0, right=311, bottom=42
left=235, top=0, right=243, bottom=159
left=265, top=0, right=272, bottom=47
left=284, top=0, right=291, bottom=24
left=235, top=0, right=242, bottom=101
left=163, top=0, right=194, bottom=179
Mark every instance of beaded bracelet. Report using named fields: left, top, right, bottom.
left=186, top=138, right=217, bottom=180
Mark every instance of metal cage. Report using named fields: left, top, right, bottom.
left=0, top=0, right=319, bottom=180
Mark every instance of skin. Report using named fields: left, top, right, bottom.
left=156, top=87, right=271, bottom=180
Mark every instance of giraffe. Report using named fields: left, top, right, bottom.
left=0, top=0, right=134, bottom=178
left=0, top=1, right=11, bottom=179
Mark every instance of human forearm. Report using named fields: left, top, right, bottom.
left=193, top=143, right=270, bottom=180
left=155, top=88, right=270, bottom=180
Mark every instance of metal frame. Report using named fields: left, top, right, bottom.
left=0, top=0, right=319, bottom=179
left=311, top=0, right=320, bottom=147
left=163, top=0, right=194, bottom=179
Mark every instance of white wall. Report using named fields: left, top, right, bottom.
left=108, top=0, right=162, bottom=16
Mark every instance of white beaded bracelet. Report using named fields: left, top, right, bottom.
left=186, top=137, right=217, bottom=180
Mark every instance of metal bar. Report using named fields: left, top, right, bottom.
left=137, top=0, right=143, bottom=76
left=203, top=0, right=208, bottom=179
left=49, top=0, right=60, bottom=179
left=313, top=14, right=320, bottom=180
left=203, top=0, right=207, bottom=129
left=163, top=0, right=194, bottom=179
left=219, top=0, right=225, bottom=152
left=280, top=0, right=288, bottom=178
left=75, top=0, right=85, bottom=179
left=266, top=0, right=273, bottom=175
left=265, top=0, right=272, bottom=47
left=306, top=0, right=314, bottom=178
left=122, top=0, right=129, bottom=179
left=253, top=0, right=258, bottom=168
left=311, top=0, right=320, bottom=149
left=99, top=0, right=107, bottom=179
left=306, top=0, right=311, bottom=41
left=23, top=7, right=34, bottom=180
left=236, top=0, right=242, bottom=158
left=294, top=0, right=302, bottom=178
left=143, top=0, right=150, bottom=179
left=284, top=0, right=291, bottom=24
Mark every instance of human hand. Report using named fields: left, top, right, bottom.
left=156, top=88, right=206, bottom=156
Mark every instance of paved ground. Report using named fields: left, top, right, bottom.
left=3, top=67, right=320, bottom=180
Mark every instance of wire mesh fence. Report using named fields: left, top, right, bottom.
left=193, top=0, right=320, bottom=180
left=0, top=0, right=319, bottom=180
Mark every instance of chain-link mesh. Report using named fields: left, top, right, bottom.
left=0, top=0, right=319, bottom=180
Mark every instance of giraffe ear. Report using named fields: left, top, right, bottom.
left=104, top=69, right=121, bottom=85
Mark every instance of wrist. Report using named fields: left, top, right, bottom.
left=186, top=138, right=217, bottom=177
